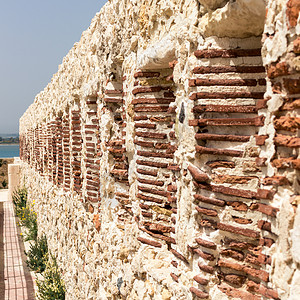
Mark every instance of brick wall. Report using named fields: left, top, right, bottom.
left=19, top=0, right=300, bottom=299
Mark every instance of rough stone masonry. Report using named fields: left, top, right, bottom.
left=19, top=0, right=300, bottom=299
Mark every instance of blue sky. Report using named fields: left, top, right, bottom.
left=0, top=0, right=107, bottom=134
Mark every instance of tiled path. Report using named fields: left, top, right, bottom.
left=0, top=190, right=35, bottom=300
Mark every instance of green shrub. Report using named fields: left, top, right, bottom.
left=26, top=235, right=48, bottom=273
left=12, top=187, right=28, bottom=215
left=37, top=256, right=66, bottom=300
left=2, top=179, right=7, bottom=188
left=19, top=207, right=38, bottom=241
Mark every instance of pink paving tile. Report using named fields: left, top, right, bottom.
left=0, top=197, right=35, bottom=299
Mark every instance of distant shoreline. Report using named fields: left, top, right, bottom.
left=0, top=143, right=19, bottom=146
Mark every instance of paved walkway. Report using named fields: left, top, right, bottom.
left=0, top=189, right=35, bottom=300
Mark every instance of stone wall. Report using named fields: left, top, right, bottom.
left=19, top=0, right=300, bottom=299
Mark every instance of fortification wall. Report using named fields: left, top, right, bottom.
left=19, top=0, right=300, bottom=299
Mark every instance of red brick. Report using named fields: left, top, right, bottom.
left=192, top=248, right=215, bottom=261
left=274, top=116, right=300, bottom=132
left=171, top=260, right=178, bottom=268
left=196, top=206, right=218, bottom=217
left=193, top=66, right=265, bottom=74
left=132, top=97, right=174, bottom=104
left=137, top=177, right=164, bottom=186
left=199, top=218, right=217, bottom=229
left=198, top=263, right=214, bottom=274
left=170, top=272, right=179, bottom=282
left=274, top=134, right=300, bottom=148
left=195, top=237, right=217, bottom=249
left=194, top=194, right=226, bottom=207
left=193, top=104, right=257, bottom=113
left=287, top=0, right=300, bottom=27
left=136, top=131, right=167, bottom=139
left=224, top=274, right=246, bottom=286
left=137, top=237, right=162, bottom=247
left=196, top=146, right=243, bottom=157
left=193, top=275, right=209, bottom=285
left=189, top=78, right=258, bottom=87
left=134, top=106, right=169, bottom=112
left=137, top=193, right=164, bottom=204
left=218, top=223, right=260, bottom=238
left=93, top=214, right=101, bottom=232
left=218, top=259, right=269, bottom=281
left=190, top=91, right=264, bottom=100
left=214, top=175, right=255, bottom=184
left=259, top=237, right=275, bottom=247
left=206, top=160, right=235, bottom=169
left=134, top=123, right=157, bottom=129
left=219, top=284, right=260, bottom=300
left=267, top=61, right=289, bottom=79
left=212, top=185, right=256, bottom=199
left=138, top=186, right=168, bottom=197
left=136, top=159, right=168, bottom=168
left=134, top=71, right=160, bottom=78
left=195, top=133, right=250, bottom=142
left=170, top=249, right=189, bottom=264
left=194, top=48, right=261, bottom=58
left=233, top=216, right=253, bottom=224
left=250, top=203, right=279, bottom=217
left=257, top=220, right=272, bottom=232
left=284, top=78, right=300, bottom=94
left=137, top=150, right=173, bottom=159
left=137, top=168, right=158, bottom=176
left=255, top=135, right=268, bottom=145
left=189, top=287, right=209, bottom=299
left=247, top=280, right=279, bottom=299
left=227, top=201, right=248, bottom=211
left=294, top=37, right=300, bottom=53
left=256, top=189, right=275, bottom=200
left=221, top=249, right=244, bottom=261
left=188, top=164, right=209, bottom=182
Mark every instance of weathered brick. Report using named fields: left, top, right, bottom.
left=189, top=78, right=258, bottom=87
left=250, top=203, right=279, bottom=217
left=193, top=275, right=209, bottom=285
left=134, top=71, right=160, bottom=78
left=221, top=249, right=244, bottom=261
left=136, top=131, right=167, bottom=139
left=257, top=220, right=272, bottom=232
left=219, top=284, right=260, bottom=300
left=188, top=164, right=209, bottom=182
left=193, top=104, right=257, bottom=113
left=132, top=97, right=174, bottom=104
left=274, top=116, right=300, bottom=132
left=198, top=262, right=215, bottom=274
left=170, top=249, right=189, bottom=264
left=194, top=194, right=226, bottom=207
left=218, top=223, right=260, bottom=238
left=206, top=160, right=235, bottom=169
left=195, top=237, right=217, bottom=249
left=194, top=48, right=261, bottom=58
left=189, top=287, right=209, bottom=299
left=287, top=0, right=300, bottom=27
left=137, top=193, right=164, bottom=204
left=190, top=91, right=264, bottom=100
left=137, top=237, right=162, bottom=247
left=247, top=281, right=279, bottom=299
left=224, top=274, right=246, bottom=286
left=193, top=66, right=265, bottom=74
left=267, top=61, right=289, bottom=79
left=196, top=146, right=243, bottom=157
left=195, top=133, right=250, bottom=142
left=196, top=206, right=218, bottom=217
left=170, top=272, right=179, bottom=282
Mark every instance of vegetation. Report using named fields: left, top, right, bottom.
left=0, top=158, right=13, bottom=189
left=37, top=256, right=66, bottom=300
left=0, top=136, right=19, bottom=144
left=13, top=187, right=66, bottom=300
left=26, top=235, right=48, bottom=273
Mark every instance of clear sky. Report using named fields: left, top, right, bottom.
left=0, top=0, right=107, bottom=134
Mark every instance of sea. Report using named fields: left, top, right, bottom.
left=0, top=144, right=20, bottom=158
